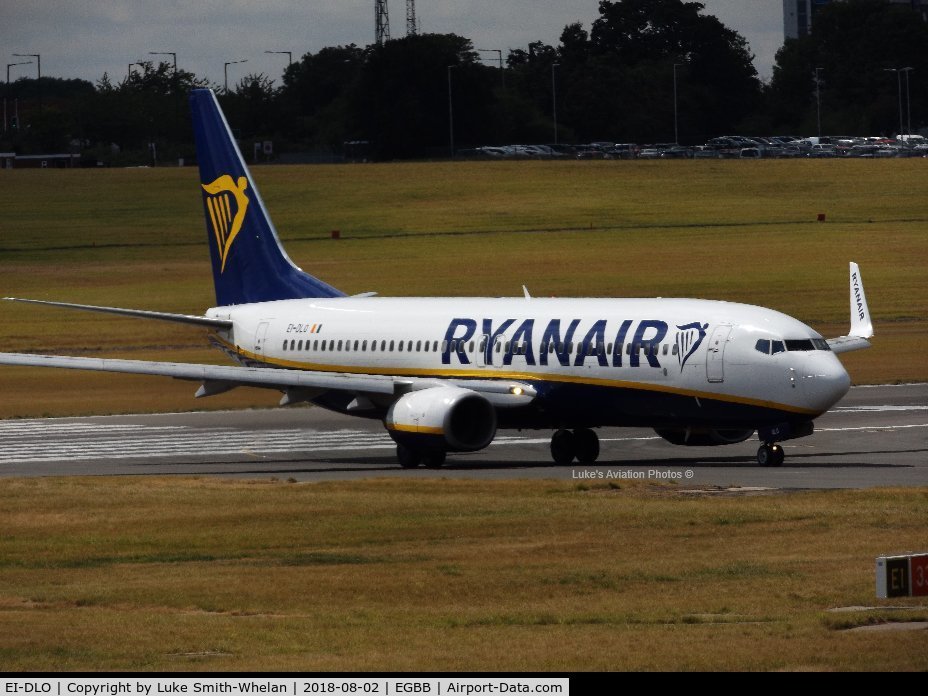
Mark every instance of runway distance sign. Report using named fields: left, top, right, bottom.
left=876, top=553, right=928, bottom=598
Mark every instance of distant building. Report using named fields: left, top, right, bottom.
left=6, top=154, right=80, bottom=169
left=784, top=0, right=927, bottom=39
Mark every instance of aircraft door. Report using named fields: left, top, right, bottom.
left=706, top=324, right=732, bottom=383
left=254, top=321, right=270, bottom=357
left=478, top=334, right=505, bottom=368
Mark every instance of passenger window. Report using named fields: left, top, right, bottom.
left=282, top=341, right=288, bottom=351
left=398, top=341, right=404, bottom=352
left=362, top=340, right=367, bottom=351
left=297, top=340, right=303, bottom=350
left=416, top=340, right=422, bottom=352
left=495, top=341, right=502, bottom=353
left=290, top=339, right=296, bottom=351
left=313, top=340, right=318, bottom=351
left=433, top=341, right=439, bottom=352
left=337, top=340, right=343, bottom=351
left=755, top=339, right=771, bottom=354
left=389, top=340, right=395, bottom=351
left=354, top=340, right=359, bottom=351
left=671, top=344, right=678, bottom=355
left=505, top=341, right=511, bottom=353
left=479, top=339, right=486, bottom=352
left=662, top=344, right=668, bottom=355
left=407, top=340, right=413, bottom=352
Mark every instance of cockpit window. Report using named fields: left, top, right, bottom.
left=757, top=337, right=828, bottom=355
left=785, top=339, right=814, bottom=351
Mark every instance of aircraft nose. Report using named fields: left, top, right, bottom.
left=799, top=353, right=851, bottom=412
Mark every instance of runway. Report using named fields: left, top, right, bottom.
left=0, top=383, right=925, bottom=488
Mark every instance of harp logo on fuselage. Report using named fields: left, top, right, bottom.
left=202, top=174, right=250, bottom=273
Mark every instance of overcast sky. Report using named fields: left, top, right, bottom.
left=2, top=1, right=784, bottom=87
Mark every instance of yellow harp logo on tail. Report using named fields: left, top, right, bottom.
left=202, top=175, right=250, bottom=273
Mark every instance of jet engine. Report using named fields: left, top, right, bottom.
left=386, top=386, right=497, bottom=452
left=653, top=427, right=755, bottom=446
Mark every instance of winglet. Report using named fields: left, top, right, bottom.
left=828, top=262, right=873, bottom=354
left=848, top=261, right=873, bottom=339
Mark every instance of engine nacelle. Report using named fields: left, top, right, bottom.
left=654, top=427, right=755, bottom=447
left=386, top=386, right=497, bottom=452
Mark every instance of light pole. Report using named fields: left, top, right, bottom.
left=224, top=59, right=248, bottom=93
left=128, top=62, right=141, bottom=80
left=814, top=67, right=823, bottom=138
left=6, top=61, right=32, bottom=84
left=447, top=65, right=457, bottom=158
left=673, top=63, right=683, bottom=144
left=884, top=68, right=904, bottom=136
left=13, top=53, right=41, bottom=112
left=552, top=63, right=559, bottom=145
left=12, top=53, right=40, bottom=81
left=265, top=50, right=293, bottom=67
left=901, top=66, right=913, bottom=135
left=149, top=51, right=176, bottom=75
left=478, top=48, right=504, bottom=89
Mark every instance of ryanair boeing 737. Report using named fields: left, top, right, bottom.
left=0, top=89, right=873, bottom=468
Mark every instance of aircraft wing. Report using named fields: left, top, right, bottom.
left=0, top=352, right=536, bottom=407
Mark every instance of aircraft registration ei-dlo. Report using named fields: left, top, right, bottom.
left=0, top=89, right=874, bottom=468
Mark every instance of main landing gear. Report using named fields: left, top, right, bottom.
left=550, top=428, right=600, bottom=465
left=396, top=444, right=446, bottom=469
left=756, top=443, right=784, bottom=467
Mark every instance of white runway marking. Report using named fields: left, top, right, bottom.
left=0, top=420, right=541, bottom=465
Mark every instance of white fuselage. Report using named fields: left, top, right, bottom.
left=206, top=296, right=851, bottom=430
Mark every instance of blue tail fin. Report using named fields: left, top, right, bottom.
left=189, top=89, right=345, bottom=305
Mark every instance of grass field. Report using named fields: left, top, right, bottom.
left=0, top=477, right=926, bottom=672
left=1, top=161, right=926, bottom=672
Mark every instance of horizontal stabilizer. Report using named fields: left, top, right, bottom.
left=3, top=297, right=232, bottom=330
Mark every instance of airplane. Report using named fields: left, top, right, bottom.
left=0, top=89, right=874, bottom=469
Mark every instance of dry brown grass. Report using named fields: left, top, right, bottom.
left=0, top=477, right=925, bottom=671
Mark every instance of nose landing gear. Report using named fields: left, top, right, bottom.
left=757, top=443, right=784, bottom=467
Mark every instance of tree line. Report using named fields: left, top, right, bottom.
left=1, top=0, right=925, bottom=164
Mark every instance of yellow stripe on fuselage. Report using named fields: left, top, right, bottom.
left=211, top=335, right=820, bottom=416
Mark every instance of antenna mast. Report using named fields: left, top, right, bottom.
left=406, top=0, right=417, bottom=36
left=375, top=0, right=391, bottom=45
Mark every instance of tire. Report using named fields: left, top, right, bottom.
left=550, top=429, right=576, bottom=465
left=757, top=444, right=785, bottom=467
left=422, top=451, right=447, bottom=469
left=574, top=428, right=600, bottom=464
left=397, top=444, right=422, bottom=469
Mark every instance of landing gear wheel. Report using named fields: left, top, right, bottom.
left=421, top=451, right=447, bottom=469
left=574, top=428, right=600, bottom=464
left=397, top=444, right=422, bottom=469
left=757, top=443, right=784, bottom=467
left=550, top=429, right=576, bottom=465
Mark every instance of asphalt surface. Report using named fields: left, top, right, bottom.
left=0, top=384, right=925, bottom=489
